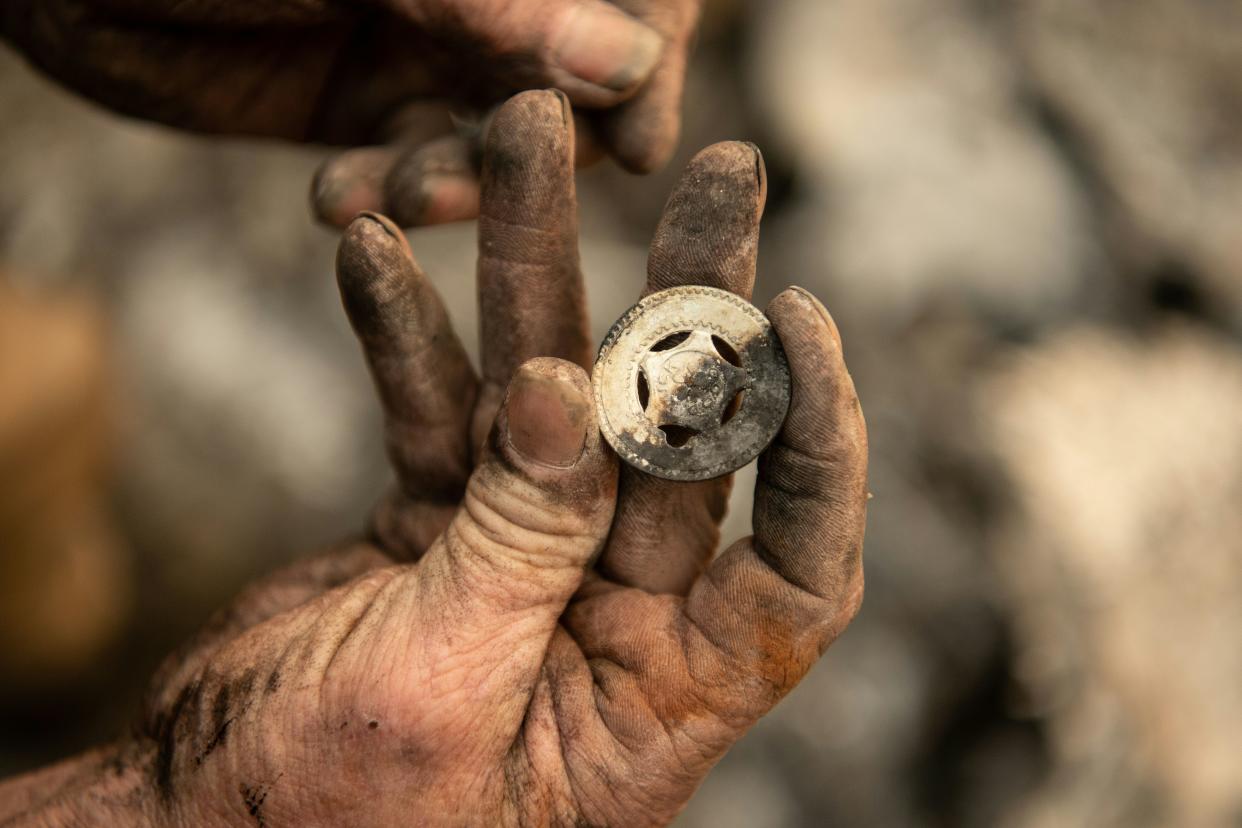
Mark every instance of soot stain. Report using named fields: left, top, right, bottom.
left=239, top=774, right=282, bottom=828
left=196, top=684, right=233, bottom=765
left=154, top=679, right=202, bottom=801
left=196, top=669, right=259, bottom=766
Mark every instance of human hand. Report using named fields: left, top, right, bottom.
left=0, top=91, right=867, bottom=827
left=1, top=0, right=700, bottom=228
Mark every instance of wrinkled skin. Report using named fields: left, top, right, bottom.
left=0, top=92, right=868, bottom=827
left=0, top=0, right=700, bottom=227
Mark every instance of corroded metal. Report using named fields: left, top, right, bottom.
left=593, top=286, right=791, bottom=481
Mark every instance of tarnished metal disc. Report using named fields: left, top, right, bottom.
left=593, top=286, right=791, bottom=481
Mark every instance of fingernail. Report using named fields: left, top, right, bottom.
left=741, top=141, right=768, bottom=192
left=355, top=211, right=401, bottom=240
left=506, top=363, right=590, bottom=468
left=349, top=212, right=413, bottom=260
left=553, top=4, right=662, bottom=92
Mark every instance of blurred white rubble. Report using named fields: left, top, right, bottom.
left=981, top=325, right=1242, bottom=828
left=753, top=0, right=1097, bottom=331
left=1016, top=0, right=1242, bottom=325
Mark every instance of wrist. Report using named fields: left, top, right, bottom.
left=0, top=741, right=162, bottom=828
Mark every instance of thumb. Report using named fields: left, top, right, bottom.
left=397, top=0, right=664, bottom=106
left=400, top=358, right=617, bottom=748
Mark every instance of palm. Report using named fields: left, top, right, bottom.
left=142, top=92, right=866, bottom=827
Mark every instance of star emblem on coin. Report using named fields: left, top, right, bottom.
left=638, top=330, right=750, bottom=442
left=593, top=286, right=791, bottom=481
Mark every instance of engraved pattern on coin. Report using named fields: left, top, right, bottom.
left=593, top=286, right=791, bottom=481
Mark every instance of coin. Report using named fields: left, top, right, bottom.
left=593, top=286, right=791, bottom=481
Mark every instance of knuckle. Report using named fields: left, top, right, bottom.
left=456, top=475, right=604, bottom=571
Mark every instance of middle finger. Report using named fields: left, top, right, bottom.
left=596, top=141, right=767, bottom=594
left=474, top=89, right=593, bottom=448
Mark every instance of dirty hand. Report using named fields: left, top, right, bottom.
left=0, top=91, right=867, bottom=826
left=1, top=0, right=699, bottom=228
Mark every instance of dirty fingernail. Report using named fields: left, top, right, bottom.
left=354, top=210, right=400, bottom=239
left=347, top=211, right=415, bottom=262
left=553, top=4, right=662, bottom=92
left=506, top=363, right=590, bottom=468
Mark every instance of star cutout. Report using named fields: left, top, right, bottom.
left=640, top=330, right=750, bottom=439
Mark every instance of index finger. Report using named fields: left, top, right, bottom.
left=597, top=141, right=766, bottom=594
left=337, top=214, right=479, bottom=556
left=474, top=89, right=592, bottom=448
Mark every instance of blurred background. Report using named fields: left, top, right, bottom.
left=2, top=0, right=1241, bottom=825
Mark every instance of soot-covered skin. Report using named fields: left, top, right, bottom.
left=0, top=91, right=868, bottom=827
left=0, top=0, right=703, bottom=229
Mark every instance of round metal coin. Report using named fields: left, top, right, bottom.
left=592, top=285, right=791, bottom=481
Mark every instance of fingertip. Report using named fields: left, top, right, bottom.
left=398, top=173, right=481, bottom=226
left=487, top=89, right=574, bottom=161
left=661, top=140, right=767, bottom=228
left=336, top=213, right=420, bottom=333
left=549, top=1, right=663, bottom=100
left=765, top=286, right=866, bottom=461
left=312, top=148, right=395, bottom=228
left=604, top=108, right=681, bottom=174
left=766, top=286, right=854, bottom=413
left=501, top=88, right=571, bottom=121
left=353, top=211, right=407, bottom=243
left=768, top=286, right=842, bottom=354
left=339, top=211, right=409, bottom=265
left=478, top=90, right=579, bottom=234
left=646, top=140, right=767, bottom=298
left=382, top=136, right=478, bottom=227
left=690, top=141, right=767, bottom=199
